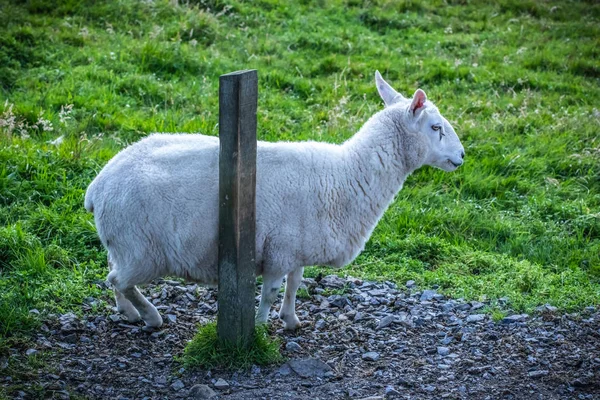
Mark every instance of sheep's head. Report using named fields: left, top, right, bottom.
left=375, top=71, right=465, bottom=172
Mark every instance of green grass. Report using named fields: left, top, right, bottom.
left=0, top=0, right=599, bottom=340
left=182, top=322, right=283, bottom=370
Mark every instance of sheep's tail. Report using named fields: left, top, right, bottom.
left=84, top=181, right=96, bottom=213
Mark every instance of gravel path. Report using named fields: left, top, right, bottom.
left=2, top=276, right=599, bottom=399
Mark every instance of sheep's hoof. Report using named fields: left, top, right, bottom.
left=281, top=314, right=301, bottom=331
left=126, top=314, right=142, bottom=323
left=117, top=305, right=141, bottom=323
left=144, top=314, right=163, bottom=328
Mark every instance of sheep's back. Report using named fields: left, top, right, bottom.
left=87, top=133, right=343, bottom=278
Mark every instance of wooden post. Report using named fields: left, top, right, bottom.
left=217, top=70, right=258, bottom=347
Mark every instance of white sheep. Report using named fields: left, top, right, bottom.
left=85, top=71, right=465, bottom=330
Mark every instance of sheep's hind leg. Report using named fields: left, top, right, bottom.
left=120, top=286, right=163, bottom=328
left=255, top=274, right=284, bottom=325
left=279, top=267, right=303, bottom=330
left=107, top=269, right=163, bottom=328
left=108, top=256, right=140, bottom=322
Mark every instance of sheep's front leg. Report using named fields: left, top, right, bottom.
left=255, top=274, right=284, bottom=325
left=279, top=267, right=303, bottom=330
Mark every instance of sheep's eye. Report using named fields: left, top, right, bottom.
left=432, top=124, right=444, bottom=140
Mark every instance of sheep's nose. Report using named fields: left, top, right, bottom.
left=460, top=151, right=465, bottom=159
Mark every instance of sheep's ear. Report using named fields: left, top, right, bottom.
left=409, top=89, right=427, bottom=116
left=375, top=71, right=403, bottom=107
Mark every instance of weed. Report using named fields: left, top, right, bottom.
left=490, top=309, right=507, bottom=323
left=296, top=287, right=311, bottom=300
left=182, top=322, right=283, bottom=370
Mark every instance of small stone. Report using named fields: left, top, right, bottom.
left=165, top=314, right=177, bottom=324
left=420, top=290, right=437, bottom=302
left=466, top=314, right=485, bottom=323
left=214, top=378, right=229, bottom=390
left=362, top=352, right=380, bottom=362
left=385, top=386, right=402, bottom=398
left=285, top=341, right=302, bottom=352
left=59, top=312, right=77, bottom=324
left=528, top=370, right=549, bottom=378
left=170, top=379, right=185, bottom=391
left=406, top=280, right=416, bottom=288
left=437, top=346, right=450, bottom=356
left=315, top=319, right=326, bottom=330
left=470, top=301, right=484, bottom=310
left=571, top=378, right=592, bottom=387
left=25, top=349, right=38, bottom=356
left=502, top=314, right=528, bottom=324
left=320, top=275, right=346, bottom=288
left=441, top=336, right=454, bottom=345
left=276, top=363, right=292, bottom=376
left=189, top=384, right=217, bottom=399
left=288, top=358, right=332, bottom=378
left=63, top=333, right=77, bottom=344
left=423, top=385, right=436, bottom=392
left=109, top=314, right=121, bottom=322
left=377, top=315, right=395, bottom=330
left=456, top=303, right=471, bottom=311
left=131, top=352, right=142, bottom=358
left=328, top=295, right=351, bottom=308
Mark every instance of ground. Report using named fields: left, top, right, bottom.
left=2, top=277, right=598, bottom=399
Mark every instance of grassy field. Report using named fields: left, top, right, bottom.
left=0, top=0, right=598, bottom=342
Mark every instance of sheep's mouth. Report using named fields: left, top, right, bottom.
left=448, top=159, right=462, bottom=168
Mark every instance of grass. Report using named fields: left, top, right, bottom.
left=182, top=322, right=283, bottom=370
left=0, top=0, right=598, bottom=343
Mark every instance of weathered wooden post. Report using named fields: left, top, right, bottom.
left=217, top=70, right=258, bottom=347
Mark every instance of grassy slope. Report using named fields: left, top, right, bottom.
left=0, top=0, right=598, bottom=339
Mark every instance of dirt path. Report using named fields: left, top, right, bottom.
left=2, top=276, right=599, bottom=399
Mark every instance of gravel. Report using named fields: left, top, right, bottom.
left=437, top=346, right=450, bottom=356
left=189, top=384, right=217, bottom=399
left=213, top=378, right=229, bottom=390
left=171, top=379, right=185, bottom=391
left=466, top=314, right=486, bottom=323
left=362, top=352, right=380, bottom=362
left=2, top=276, right=599, bottom=399
left=285, top=341, right=302, bottom=353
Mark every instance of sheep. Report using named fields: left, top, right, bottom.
left=84, top=71, right=465, bottom=330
